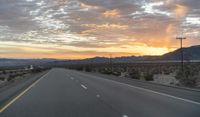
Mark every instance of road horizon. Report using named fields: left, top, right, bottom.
left=0, top=68, right=200, bottom=117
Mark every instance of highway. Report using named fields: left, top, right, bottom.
left=0, top=68, right=200, bottom=117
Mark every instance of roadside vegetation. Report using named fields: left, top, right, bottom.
left=176, top=64, right=200, bottom=87
left=0, top=66, right=47, bottom=87
left=67, top=62, right=200, bottom=88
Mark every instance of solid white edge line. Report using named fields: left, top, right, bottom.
left=122, top=115, right=128, bottom=117
left=77, top=72, right=200, bottom=105
left=116, top=81, right=200, bottom=105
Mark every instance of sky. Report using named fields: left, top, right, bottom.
left=0, top=0, right=200, bottom=59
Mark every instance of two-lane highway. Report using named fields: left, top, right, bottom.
left=0, top=68, right=200, bottom=117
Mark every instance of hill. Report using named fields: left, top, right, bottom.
left=161, top=45, right=200, bottom=60
left=0, top=45, right=200, bottom=67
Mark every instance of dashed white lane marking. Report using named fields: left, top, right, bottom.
left=70, top=77, right=74, bottom=80
left=81, top=84, right=87, bottom=90
left=77, top=72, right=200, bottom=105
left=96, top=94, right=100, bottom=98
left=122, top=115, right=128, bottom=117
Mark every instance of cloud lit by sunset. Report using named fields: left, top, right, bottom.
left=174, top=4, right=188, bottom=18
left=0, top=0, right=200, bottom=59
left=103, top=9, right=121, bottom=18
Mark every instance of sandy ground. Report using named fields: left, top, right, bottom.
left=153, top=73, right=179, bottom=85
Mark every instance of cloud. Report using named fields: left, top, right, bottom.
left=174, top=4, right=188, bottom=18
left=102, top=9, right=121, bottom=18
left=0, top=0, right=200, bottom=59
left=81, top=23, right=128, bottom=30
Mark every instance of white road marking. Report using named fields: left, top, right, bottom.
left=81, top=84, right=87, bottom=90
left=122, top=83, right=200, bottom=105
left=76, top=72, right=200, bottom=105
left=96, top=94, right=100, bottom=98
left=70, top=77, right=74, bottom=80
left=0, top=70, right=51, bottom=113
left=122, top=115, right=128, bottom=117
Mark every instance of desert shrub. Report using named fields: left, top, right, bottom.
left=2, top=70, right=6, bottom=74
left=0, top=76, right=5, bottom=81
left=85, top=67, right=92, bottom=72
left=175, top=65, right=198, bottom=87
left=112, top=71, right=121, bottom=76
left=129, top=69, right=140, bottom=79
left=144, top=73, right=154, bottom=81
left=31, top=67, right=43, bottom=73
left=75, top=67, right=83, bottom=71
left=99, top=68, right=112, bottom=75
left=7, top=75, right=13, bottom=82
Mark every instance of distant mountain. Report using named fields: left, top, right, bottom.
left=161, top=45, right=200, bottom=60
left=0, top=45, right=200, bottom=67
left=63, top=45, right=200, bottom=64
left=0, top=59, right=57, bottom=67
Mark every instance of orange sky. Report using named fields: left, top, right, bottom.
left=0, top=0, right=200, bottom=59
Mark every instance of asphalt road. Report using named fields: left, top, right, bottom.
left=1, top=68, right=200, bottom=117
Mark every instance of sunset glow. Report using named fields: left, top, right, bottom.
left=0, top=0, right=200, bottom=59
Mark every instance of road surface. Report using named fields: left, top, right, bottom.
left=0, top=68, right=200, bottom=117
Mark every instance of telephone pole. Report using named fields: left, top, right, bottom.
left=109, top=54, right=113, bottom=72
left=176, top=36, right=186, bottom=72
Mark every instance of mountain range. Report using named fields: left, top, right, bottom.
left=0, top=45, right=200, bottom=67
left=160, top=45, right=200, bottom=60
left=62, top=45, right=200, bottom=64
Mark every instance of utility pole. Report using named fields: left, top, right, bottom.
left=90, top=59, right=93, bottom=72
left=176, top=36, right=186, bottom=72
left=109, top=54, right=113, bottom=72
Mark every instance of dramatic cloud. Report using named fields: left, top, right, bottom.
left=174, top=4, right=188, bottom=18
left=102, top=9, right=121, bottom=18
left=0, top=0, right=200, bottom=59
